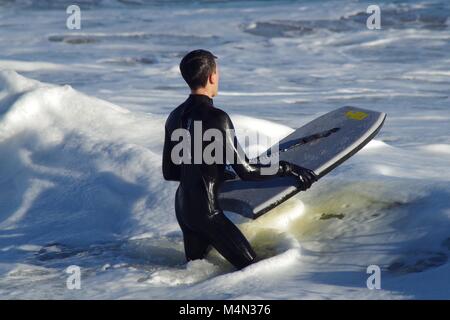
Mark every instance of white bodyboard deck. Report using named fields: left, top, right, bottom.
left=218, top=106, right=386, bottom=219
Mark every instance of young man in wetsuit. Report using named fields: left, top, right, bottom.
left=162, top=49, right=317, bottom=270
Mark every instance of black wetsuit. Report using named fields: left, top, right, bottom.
left=162, top=94, right=316, bottom=269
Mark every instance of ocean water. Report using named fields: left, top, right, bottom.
left=0, top=0, right=449, bottom=299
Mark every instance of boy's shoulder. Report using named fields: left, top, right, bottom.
left=165, top=101, right=186, bottom=128
left=210, top=104, right=228, bottom=117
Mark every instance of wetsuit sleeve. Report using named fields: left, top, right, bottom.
left=218, top=112, right=285, bottom=181
left=162, top=124, right=181, bottom=181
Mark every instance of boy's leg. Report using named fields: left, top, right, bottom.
left=181, top=228, right=211, bottom=261
left=205, top=211, right=257, bottom=270
left=175, top=187, right=210, bottom=261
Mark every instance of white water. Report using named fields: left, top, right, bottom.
left=0, top=0, right=449, bottom=299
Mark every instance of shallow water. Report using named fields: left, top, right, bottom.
left=0, top=0, right=449, bottom=299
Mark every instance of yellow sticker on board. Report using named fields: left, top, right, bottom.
left=346, top=110, right=368, bottom=120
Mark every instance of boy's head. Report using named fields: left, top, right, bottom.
left=180, top=49, right=219, bottom=97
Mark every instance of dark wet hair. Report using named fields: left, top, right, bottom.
left=179, top=49, right=217, bottom=90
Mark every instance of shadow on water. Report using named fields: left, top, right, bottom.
left=296, top=187, right=450, bottom=298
